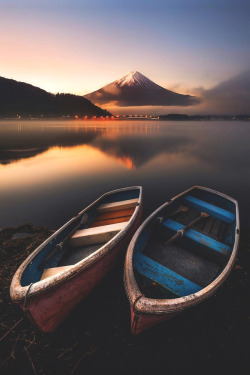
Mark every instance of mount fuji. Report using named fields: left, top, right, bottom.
left=85, top=71, right=199, bottom=107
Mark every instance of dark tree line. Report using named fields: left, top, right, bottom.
left=0, top=77, right=111, bottom=118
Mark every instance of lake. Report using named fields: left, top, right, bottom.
left=0, top=119, right=249, bottom=229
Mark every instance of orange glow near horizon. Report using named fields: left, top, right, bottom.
left=0, top=144, right=123, bottom=192
left=0, top=16, right=210, bottom=100
left=0, top=0, right=248, bottom=119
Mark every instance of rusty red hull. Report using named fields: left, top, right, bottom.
left=130, top=307, right=178, bottom=335
left=19, top=206, right=142, bottom=333
left=11, top=186, right=143, bottom=333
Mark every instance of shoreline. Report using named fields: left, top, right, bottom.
left=0, top=223, right=249, bottom=374
left=0, top=115, right=250, bottom=121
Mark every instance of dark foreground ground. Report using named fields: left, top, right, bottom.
left=0, top=224, right=249, bottom=375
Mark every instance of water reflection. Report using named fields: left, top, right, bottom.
left=0, top=120, right=249, bottom=227
left=0, top=121, right=189, bottom=169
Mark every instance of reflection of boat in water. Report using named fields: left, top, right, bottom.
left=124, top=186, right=239, bottom=335
left=10, top=186, right=143, bottom=333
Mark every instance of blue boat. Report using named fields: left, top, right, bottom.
left=124, top=186, right=239, bottom=335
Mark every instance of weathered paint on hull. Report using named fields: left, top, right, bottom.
left=20, top=207, right=142, bottom=333
left=131, top=307, right=178, bottom=335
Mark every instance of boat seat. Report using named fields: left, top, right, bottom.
left=133, top=253, right=201, bottom=297
left=162, top=218, right=231, bottom=260
left=40, top=266, right=71, bottom=280
left=68, top=221, right=127, bottom=247
left=97, top=198, right=138, bottom=213
left=184, top=195, right=235, bottom=223
left=89, top=208, right=134, bottom=228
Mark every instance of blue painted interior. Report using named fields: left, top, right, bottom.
left=21, top=214, right=83, bottom=286
left=133, top=252, right=202, bottom=297
left=224, top=224, right=235, bottom=246
left=21, top=188, right=140, bottom=286
left=132, top=187, right=236, bottom=297
left=162, top=218, right=231, bottom=259
left=190, top=188, right=235, bottom=212
left=134, top=225, right=152, bottom=254
left=184, top=195, right=235, bottom=223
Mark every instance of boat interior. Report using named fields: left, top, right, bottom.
left=21, top=188, right=140, bottom=286
left=133, top=188, right=236, bottom=299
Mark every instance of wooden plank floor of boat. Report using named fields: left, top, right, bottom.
left=173, top=206, right=230, bottom=242
left=89, top=208, right=134, bottom=228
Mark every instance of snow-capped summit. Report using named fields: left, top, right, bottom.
left=85, top=71, right=199, bottom=107
left=116, top=71, right=160, bottom=89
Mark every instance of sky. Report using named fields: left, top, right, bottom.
left=0, top=0, right=250, bottom=114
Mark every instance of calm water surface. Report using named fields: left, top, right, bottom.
left=0, top=120, right=249, bottom=228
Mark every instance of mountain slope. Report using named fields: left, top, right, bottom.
left=0, top=76, right=110, bottom=118
left=85, top=71, right=199, bottom=107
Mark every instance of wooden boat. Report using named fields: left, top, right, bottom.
left=124, top=186, right=239, bottom=335
left=10, top=186, right=143, bottom=333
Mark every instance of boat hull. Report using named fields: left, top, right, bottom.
left=11, top=187, right=143, bottom=333
left=131, top=307, right=178, bottom=335
left=19, top=205, right=142, bottom=333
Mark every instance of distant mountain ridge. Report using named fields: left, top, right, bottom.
left=0, top=76, right=110, bottom=118
left=85, top=71, right=200, bottom=107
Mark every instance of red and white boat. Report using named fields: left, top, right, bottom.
left=10, top=186, right=143, bottom=333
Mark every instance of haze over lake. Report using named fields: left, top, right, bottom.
left=0, top=120, right=249, bottom=228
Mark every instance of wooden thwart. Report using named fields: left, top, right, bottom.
left=41, top=266, right=71, bottom=280
left=68, top=221, right=127, bottom=247
left=97, top=199, right=138, bottom=213
left=89, top=208, right=134, bottom=228
left=162, top=218, right=231, bottom=259
left=164, top=212, right=209, bottom=246
left=134, top=253, right=201, bottom=297
left=95, top=208, right=134, bottom=221
left=185, top=195, right=235, bottom=223
left=89, top=216, right=130, bottom=228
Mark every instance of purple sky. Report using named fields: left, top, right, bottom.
left=0, top=0, right=249, bottom=114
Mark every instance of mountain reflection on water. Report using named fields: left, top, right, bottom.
left=0, top=120, right=249, bottom=227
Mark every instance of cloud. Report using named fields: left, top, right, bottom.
left=197, top=70, right=250, bottom=114
left=103, top=85, right=121, bottom=95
